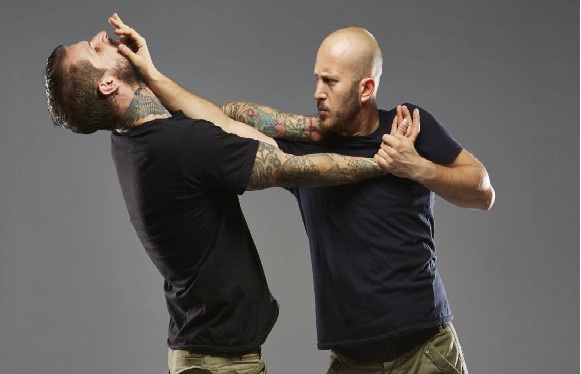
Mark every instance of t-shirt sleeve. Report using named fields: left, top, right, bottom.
left=179, top=121, right=259, bottom=194
left=404, top=103, right=463, bottom=165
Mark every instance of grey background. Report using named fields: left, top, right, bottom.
left=0, top=0, right=577, bottom=373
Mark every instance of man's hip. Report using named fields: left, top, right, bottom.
left=167, top=347, right=266, bottom=374
left=327, top=323, right=467, bottom=374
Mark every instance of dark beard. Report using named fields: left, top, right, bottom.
left=123, top=38, right=138, bottom=53
left=328, top=86, right=360, bottom=132
left=113, top=59, right=143, bottom=86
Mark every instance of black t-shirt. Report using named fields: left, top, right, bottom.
left=277, top=104, right=462, bottom=349
left=111, top=111, right=278, bottom=354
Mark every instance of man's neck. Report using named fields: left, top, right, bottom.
left=118, top=86, right=171, bottom=128
left=338, top=105, right=380, bottom=137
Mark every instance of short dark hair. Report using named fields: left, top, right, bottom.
left=44, top=45, right=120, bottom=134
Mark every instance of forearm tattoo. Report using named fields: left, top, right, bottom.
left=121, top=88, right=170, bottom=127
left=248, top=142, right=383, bottom=190
left=220, top=102, right=318, bottom=140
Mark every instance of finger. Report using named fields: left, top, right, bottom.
left=113, top=27, right=147, bottom=50
left=401, top=105, right=412, bottom=137
left=395, top=117, right=409, bottom=136
left=108, top=13, right=126, bottom=29
left=396, top=105, right=403, bottom=127
left=114, top=27, right=144, bottom=43
left=377, top=148, right=390, bottom=159
left=381, top=133, right=398, bottom=148
left=401, top=105, right=410, bottom=120
left=409, top=108, right=421, bottom=140
left=117, top=43, right=137, bottom=61
left=390, top=111, right=398, bottom=135
left=374, top=154, right=389, bottom=171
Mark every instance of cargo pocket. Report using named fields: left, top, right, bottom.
left=177, top=368, right=214, bottom=374
left=423, top=342, right=462, bottom=374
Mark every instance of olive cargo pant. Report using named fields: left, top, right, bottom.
left=167, top=348, right=266, bottom=374
left=327, top=323, right=467, bottom=374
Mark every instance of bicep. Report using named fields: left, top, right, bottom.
left=246, top=141, right=290, bottom=191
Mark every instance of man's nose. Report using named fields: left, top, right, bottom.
left=314, top=81, right=326, bottom=100
left=91, top=31, right=107, bottom=45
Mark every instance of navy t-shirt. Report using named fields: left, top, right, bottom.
left=277, top=104, right=463, bottom=349
left=110, top=111, right=279, bottom=354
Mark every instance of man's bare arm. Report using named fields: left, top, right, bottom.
left=375, top=110, right=494, bottom=210
left=247, top=141, right=384, bottom=190
left=247, top=106, right=418, bottom=190
left=109, top=14, right=278, bottom=147
left=220, top=102, right=325, bottom=141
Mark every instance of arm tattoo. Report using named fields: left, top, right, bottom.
left=248, top=142, right=383, bottom=190
left=121, top=88, right=170, bottom=127
left=221, top=102, right=318, bottom=141
left=249, top=142, right=283, bottom=189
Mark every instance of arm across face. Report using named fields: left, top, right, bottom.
left=220, top=102, right=325, bottom=142
left=108, top=14, right=278, bottom=147
left=109, top=15, right=414, bottom=143
left=108, top=14, right=415, bottom=190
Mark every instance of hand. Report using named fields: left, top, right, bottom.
left=390, top=104, right=419, bottom=137
left=374, top=105, right=424, bottom=179
left=107, top=13, right=159, bottom=82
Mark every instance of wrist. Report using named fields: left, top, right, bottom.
left=141, top=66, right=162, bottom=85
left=414, top=158, right=436, bottom=184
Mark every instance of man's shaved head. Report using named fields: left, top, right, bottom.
left=321, top=26, right=383, bottom=82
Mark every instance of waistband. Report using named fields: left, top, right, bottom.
left=334, top=325, right=442, bottom=362
left=169, top=347, right=262, bottom=365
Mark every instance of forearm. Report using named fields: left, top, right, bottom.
left=247, top=142, right=383, bottom=190
left=414, top=154, right=495, bottom=210
left=141, top=71, right=277, bottom=145
left=143, top=69, right=228, bottom=126
left=220, top=101, right=324, bottom=141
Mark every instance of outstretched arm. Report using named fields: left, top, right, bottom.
left=246, top=106, right=418, bottom=190
left=109, top=14, right=420, bottom=190
left=108, top=14, right=278, bottom=146
left=219, top=100, right=418, bottom=142
left=247, top=141, right=384, bottom=190
left=220, top=102, right=325, bottom=141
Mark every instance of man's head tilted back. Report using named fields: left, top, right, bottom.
left=45, top=31, right=140, bottom=134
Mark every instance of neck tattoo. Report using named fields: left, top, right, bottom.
left=121, top=87, right=170, bottom=127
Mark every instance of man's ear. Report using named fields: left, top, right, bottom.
left=98, top=74, right=120, bottom=97
left=360, top=78, right=376, bottom=103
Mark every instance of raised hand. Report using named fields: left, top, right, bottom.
left=374, top=105, right=423, bottom=179
left=108, top=13, right=159, bottom=82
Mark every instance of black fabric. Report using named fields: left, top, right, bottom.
left=276, top=104, right=462, bottom=349
left=111, top=111, right=278, bottom=354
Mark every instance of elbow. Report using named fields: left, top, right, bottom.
left=476, top=170, right=495, bottom=211
left=479, top=186, right=495, bottom=211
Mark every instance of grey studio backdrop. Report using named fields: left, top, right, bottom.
left=0, top=0, right=577, bottom=373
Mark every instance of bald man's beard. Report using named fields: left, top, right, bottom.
left=319, top=84, right=361, bottom=132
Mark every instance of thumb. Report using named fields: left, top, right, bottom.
left=117, top=43, right=137, bottom=63
left=117, top=43, right=135, bottom=61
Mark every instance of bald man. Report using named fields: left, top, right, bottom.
left=219, top=26, right=494, bottom=374
left=116, top=20, right=494, bottom=373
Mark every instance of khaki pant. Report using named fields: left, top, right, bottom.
left=327, top=323, right=468, bottom=374
left=167, top=348, right=266, bottom=374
